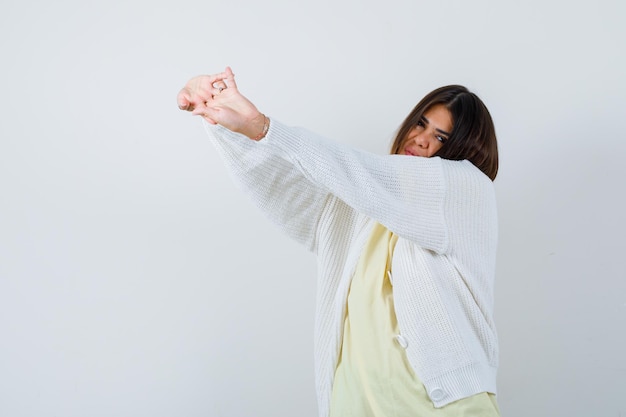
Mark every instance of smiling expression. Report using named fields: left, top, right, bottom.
left=398, top=104, right=453, bottom=157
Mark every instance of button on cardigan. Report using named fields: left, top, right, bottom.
left=204, top=119, right=499, bottom=416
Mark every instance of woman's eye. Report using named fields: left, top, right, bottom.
left=416, top=120, right=425, bottom=127
left=436, top=135, right=447, bottom=143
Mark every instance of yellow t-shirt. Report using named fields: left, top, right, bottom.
left=329, top=223, right=500, bottom=417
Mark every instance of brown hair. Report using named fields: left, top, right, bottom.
left=390, top=85, right=499, bottom=180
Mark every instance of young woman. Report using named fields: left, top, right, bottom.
left=177, top=67, right=501, bottom=417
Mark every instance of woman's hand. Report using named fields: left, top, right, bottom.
left=177, top=67, right=266, bottom=140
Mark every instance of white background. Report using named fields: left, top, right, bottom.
left=1, top=0, right=625, bottom=416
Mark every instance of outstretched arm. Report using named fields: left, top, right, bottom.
left=178, top=68, right=449, bottom=252
left=178, top=68, right=333, bottom=252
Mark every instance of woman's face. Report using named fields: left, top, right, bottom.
left=398, top=104, right=453, bottom=157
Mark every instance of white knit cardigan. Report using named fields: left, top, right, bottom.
left=204, top=119, right=499, bottom=415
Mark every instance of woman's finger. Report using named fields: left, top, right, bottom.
left=177, top=89, right=193, bottom=110
left=223, top=66, right=237, bottom=89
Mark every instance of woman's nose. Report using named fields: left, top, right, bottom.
left=413, top=131, right=428, bottom=148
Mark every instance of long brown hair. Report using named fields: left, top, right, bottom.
left=390, top=85, right=499, bottom=180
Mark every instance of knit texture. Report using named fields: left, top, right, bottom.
left=204, top=119, right=499, bottom=415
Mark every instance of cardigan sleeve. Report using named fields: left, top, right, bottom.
left=258, top=119, right=451, bottom=253
left=204, top=121, right=331, bottom=253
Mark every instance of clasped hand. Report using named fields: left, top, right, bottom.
left=177, top=67, right=266, bottom=140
